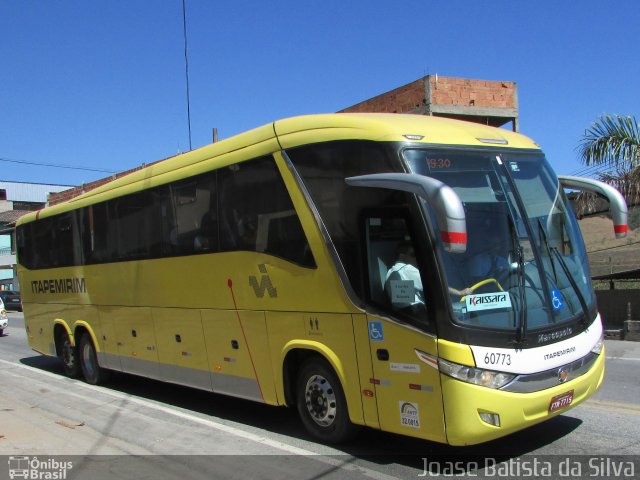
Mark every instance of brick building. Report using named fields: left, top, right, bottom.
left=340, top=75, right=519, bottom=131
left=48, top=159, right=167, bottom=206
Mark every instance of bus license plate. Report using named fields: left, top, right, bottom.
left=549, top=390, right=574, bottom=412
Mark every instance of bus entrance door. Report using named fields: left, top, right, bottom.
left=366, top=314, right=446, bottom=443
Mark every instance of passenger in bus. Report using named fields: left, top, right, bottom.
left=194, top=209, right=218, bottom=251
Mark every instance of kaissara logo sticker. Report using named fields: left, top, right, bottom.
left=399, top=401, right=420, bottom=428
left=466, top=292, right=512, bottom=312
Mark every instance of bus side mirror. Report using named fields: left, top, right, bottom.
left=558, top=175, right=628, bottom=239
left=345, top=173, right=467, bottom=253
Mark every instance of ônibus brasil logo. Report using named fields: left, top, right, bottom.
left=8, top=456, right=73, bottom=480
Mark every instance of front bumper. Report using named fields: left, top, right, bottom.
left=442, top=347, right=605, bottom=446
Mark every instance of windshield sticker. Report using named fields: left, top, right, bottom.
left=466, top=292, right=512, bottom=312
left=550, top=289, right=565, bottom=312
left=399, top=401, right=421, bottom=429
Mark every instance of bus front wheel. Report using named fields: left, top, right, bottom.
left=78, top=333, right=111, bottom=385
left=296, top=357, right=359, bottom=443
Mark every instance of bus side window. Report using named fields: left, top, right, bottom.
left=170, top=171, right=218, bottom=254
left=52, top=213, right=76, bottom=267
left=364, top=215, right=429, bottom=325
left=78, top=203, right=107, bottom=264
left=218, top=157, right=315, bottom=268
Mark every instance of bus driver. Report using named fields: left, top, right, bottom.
left=385, top=242, right=472, bottom=311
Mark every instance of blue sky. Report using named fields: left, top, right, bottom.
left=1, top=0, right=639, bottom=187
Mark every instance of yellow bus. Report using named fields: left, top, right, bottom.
left=16, top=114, right=627, bottom=445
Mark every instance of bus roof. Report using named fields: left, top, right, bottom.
left=18, top=113, right=540, bottom=225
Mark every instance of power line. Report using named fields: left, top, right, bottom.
left=0, top=156, right=116, bottom=174
left=569, top=163, right=611, bottom=177
left=182, top=0, right=193, bottom=151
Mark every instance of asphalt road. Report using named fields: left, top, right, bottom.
left=0, top=312, right=638, bottom=480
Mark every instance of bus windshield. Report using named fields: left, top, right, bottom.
left=404, top=148, right=595, bottom=334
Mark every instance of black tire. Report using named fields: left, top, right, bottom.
left=58, top=331, right=81, bottom=378
left=296, top=357, right=360, bottom=443
left=78, top=333, right=111, bottom=385
left=0, top=328, right=4, bottom=336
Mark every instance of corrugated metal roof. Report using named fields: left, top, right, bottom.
left=0, top=181, right=73, bottom=203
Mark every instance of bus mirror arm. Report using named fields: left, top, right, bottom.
left=345, top=173, right=467, bottom=253
left=558, top=175, right=628, bottom=239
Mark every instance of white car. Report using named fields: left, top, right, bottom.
left=0, top=298, right=8, bottom=336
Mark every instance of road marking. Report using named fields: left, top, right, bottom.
left=0, top=359, right=398, bottom=480
left=606, top=356, right=640, bottom=362
left=583, top=399, right=640, bottom=415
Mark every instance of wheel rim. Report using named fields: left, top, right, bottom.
left=62, top=340, right=76, bottom=369
left=304, top=374, right=337, bottom=427
left=81, top=342, right=96, bottom=378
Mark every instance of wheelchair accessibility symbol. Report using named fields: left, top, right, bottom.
left=551, top=289, right=565, bottom=312
left=369, top=321, right=384, bottom=341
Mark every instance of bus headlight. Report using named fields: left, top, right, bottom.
left=438, top=358, right=515, bottom=389
left=591, top=333, right=604, bottom=355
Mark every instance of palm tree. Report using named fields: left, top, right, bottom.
left=576, top=114, right=640, bottom=212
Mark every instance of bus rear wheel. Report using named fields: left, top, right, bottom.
left=58, top=331, right=80, bottom=378
left=296, top=357, right=359, bottom=443
left=78, top=333, right=111, bottom=385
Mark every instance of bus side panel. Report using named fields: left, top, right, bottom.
left=102, top=306, right=161, bottom=380
left=152, top=308, right=212, bottom=391
left=25, top=303, right=101, bottom=359
left=68, top=306, right=102, bottom=347
left=351, top=313, right=380, bottom=429
left=201, top=309, right=276, bottom=404
left=23, top=302, right=58, bottom=356
left=96, top=307, right=122, bottom=371
left=366, top=314, right=446, bottom=444
left=266, top=311, right=365, bottom=426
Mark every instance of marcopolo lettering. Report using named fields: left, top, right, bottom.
left=31, top=278, right=87, bottom=295
left=538, top=327, right=573, bottom=344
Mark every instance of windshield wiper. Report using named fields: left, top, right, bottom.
left=508, top=214, right=527, bottom=344
left=536, top=220, right=590, bottom=326
left=537, top=219, right=559, bottom=284
left=550, top=246, right=590, bottom=328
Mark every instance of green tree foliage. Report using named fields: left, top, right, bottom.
left=577, top=114, right=640, bottom=211
left=578, top=114, right=640, bottom=169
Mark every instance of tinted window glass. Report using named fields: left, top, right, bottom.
left=19, top=155, right=314, bottom=269
left=105, top=186, right=169, bottom=261
left=364, top=214, right=430, bottom=326
left=218, top=157, right=315, bottom=267
left=17, top=212, right=78, bottom=269
left=286, top=141, right=402, bottom=296
left=170, top=172, right=218, bottom=255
